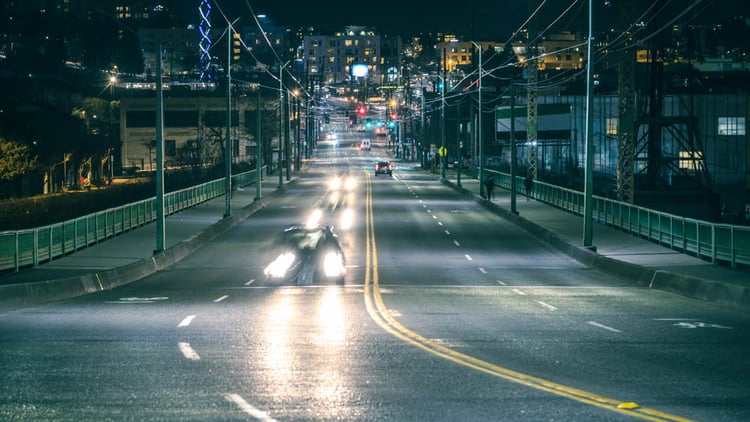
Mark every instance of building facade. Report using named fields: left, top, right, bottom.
left=303, top=27, right=383, bottom=86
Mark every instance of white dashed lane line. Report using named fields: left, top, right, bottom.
left=178, top=342, right=201, bottom=361
left=587, top=321, right=622, bottom=333
left=214, top=295, right=229, bottom=303
left=537, top=301, right=558, bottom=311
left=224, top=394, right=278, bottom=421
left=177, top=315, right=196, bottom=328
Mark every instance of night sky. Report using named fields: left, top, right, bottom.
left=185, top=0, right=533, bottom=40
left=183, top=1, right=750, bottom=41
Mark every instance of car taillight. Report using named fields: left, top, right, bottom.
left=375, top=164, right=379, bottom=170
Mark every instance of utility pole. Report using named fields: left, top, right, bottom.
left=224, top=23, right=235, bottom=218
left=278, top=61, right=288, bottom=189
left=471, top=41, right=484, bottom=197
left=583, top=0, right=595, bottom=248
left=255, top=84, right=262, bottom=201
left=155, top=43, right=165, bottom=253
left=441, top=47, right=447, bottom=179
left=510, top=74, right=518, bottom=215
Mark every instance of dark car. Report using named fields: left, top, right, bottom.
left=263, top=225, right=346, bottom=285
left=374, top=161, right=393, bottom=176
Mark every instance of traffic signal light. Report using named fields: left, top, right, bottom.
left=356, top=106, right=366, bottom=115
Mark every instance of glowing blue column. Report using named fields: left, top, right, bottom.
left=199, top=0, right=212, bottom=81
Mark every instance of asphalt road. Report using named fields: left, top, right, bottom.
left=1, top=136, right=749, bottom=421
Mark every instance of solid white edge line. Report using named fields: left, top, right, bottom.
left=214, top=295, right=229, bottom=303
left=587, top=321, right=622, bottom=333
left=177, top=315, right=196, bottom=328
left=224, top=393, right=278, bottom=422
left=178, top=342, right=200, bottom=360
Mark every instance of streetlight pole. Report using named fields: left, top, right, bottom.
left=278, top=60, right=289, bottom=189
left=583, top=0, right=595, bottom=248
left=224, top=22, right=236, bottom=218
left=155, top=43, right=165, bottom=253
left=441, top=56, right=447, bottom=179
left=471, top=41, right=484, bottom=197
left=255, top=84, right=262, bottom=201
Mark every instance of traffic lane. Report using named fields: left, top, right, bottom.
left=0, top=294, right=252, bottom=421
left=378, top=284, right=750, bottom=421
left=369, top=172, right=750, bottom=419
left=176, top=286, right=635, bottom=421
left=372, top=170, right=627, bottom=288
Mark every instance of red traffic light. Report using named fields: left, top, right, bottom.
left=356, top=106, right=366, bottom=115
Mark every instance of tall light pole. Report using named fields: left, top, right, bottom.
left=471, top=41, right=484, bottom=197
left=155, top=43, right=165, bottom=253
left=255, top=83, right=262, bottom=201
left=224, top=21, right=238, bottom=218
left=278, top=60, right=290, bottom=189
left=441, top=48, right=447, bottom=179
left=583, top=0, right=595, bottom=248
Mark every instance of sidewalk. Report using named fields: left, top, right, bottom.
left=0, top=178, right=287, bottom=310
left=435, top=168, right=749, bottom=311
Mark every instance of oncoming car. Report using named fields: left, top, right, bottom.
left=263, top=225, right=346, bottom=285
left=374, top=161, right=392, bottom=176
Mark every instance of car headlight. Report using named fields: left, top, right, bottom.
left=264, top=252, right=296, bottom=278
left=323, top=252, right=346, bottom=277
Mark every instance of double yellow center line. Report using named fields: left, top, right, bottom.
left=362, top=171, right=692, bottom=422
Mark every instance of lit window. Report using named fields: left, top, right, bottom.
left=679, top=151, right=703, bottom=171
left=606, top=118, right=618, bottom=136
left=718, top=117, right=745, bottom=135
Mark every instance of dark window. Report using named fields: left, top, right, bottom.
left=165, top=139, right=176, bottom=157
left=204, top=111, right=239, bottom=127
left=165, top=111, right=198, bottom=127
left=126, top=111, right=155, bottom=128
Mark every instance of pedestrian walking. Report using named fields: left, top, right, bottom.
left=524, top=174, right=533, bottom=201
left=484, top=174, right=495, bottom=200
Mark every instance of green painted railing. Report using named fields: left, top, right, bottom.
left=0, top=168, right=264, bottom=273
left=490, top=170, right=750, bottom=269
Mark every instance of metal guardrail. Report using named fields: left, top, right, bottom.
left=0, top=168, right=264, bottom=273
left=490, top=170, right=750, bottom=269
